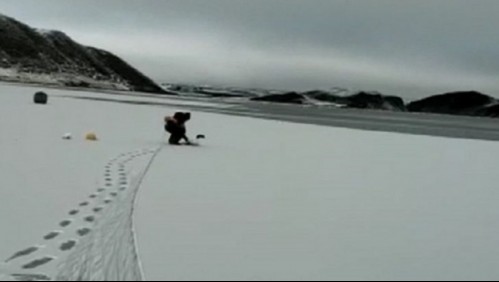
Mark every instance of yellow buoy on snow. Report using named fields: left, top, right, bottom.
left=85, top=132, right=98, bottom=141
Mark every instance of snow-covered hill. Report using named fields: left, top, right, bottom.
left=0, top=13, right=166, bottom=94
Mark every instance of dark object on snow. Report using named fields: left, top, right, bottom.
left=196, top=134, right=206, bottom=139
left=33, top=92, right=48, bottom=104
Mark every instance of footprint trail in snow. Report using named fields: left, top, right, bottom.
left=0, top=147, right=161, bottom=281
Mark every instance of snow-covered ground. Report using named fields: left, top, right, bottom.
left=1, top=83, right=499, bottom=281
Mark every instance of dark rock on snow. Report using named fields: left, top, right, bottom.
left=33, top=91, right=48, bottom=104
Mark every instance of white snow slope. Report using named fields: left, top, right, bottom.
left=1, top=83, right=499, bottom=281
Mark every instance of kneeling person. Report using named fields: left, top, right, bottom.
left=164, top=112, right=191, bottom=145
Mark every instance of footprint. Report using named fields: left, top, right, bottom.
left=22, top=257, right=54, bottom=269
left=89, top=194, right=97, bottom=199
left=97, top=188, right=106, bottom=193
left=43, top=231, right=61, bottom=241
left=79, top=202, right=89, bottom=207
left=105, top=178, right=112, bottom=182
left=104, top=199, right=112, bottom=204
left=77, top=228, right=92, bottom=237
left=84, top=216, right=96, bottom=223
left=119, top=187, right=127, bottom=191
left=110, top=192, right=118, bottom=197
left=93, top=207, right=103, bottom=213
left=59, top=220, right=72, bottom=228
left=105, top=183, right=112, bottom=187
left=69, top=210, right=79, bottom=216
left=6, top=246, right=40, bottom=263
left=11, top=274, right=51, bottom=281
left=59, top=240, right=77, bottom=252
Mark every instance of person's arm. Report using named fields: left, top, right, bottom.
left=165, top=116, right=176, bottom=124
left=181, top=134, right=191, bottom=144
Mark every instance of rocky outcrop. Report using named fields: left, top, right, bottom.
left=343, top=92, right=406, bottom=111
left=0, top=13, right=167, bottom=94
left=475, top=104, right=499, bottom=118
left=251, top=92, right=307, bottom=104
left=407, top=91, right=498, bottom=117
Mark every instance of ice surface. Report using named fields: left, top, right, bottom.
left=136, top=107, right=499, bottom=280
left=1, top=83, right=499, bottom=280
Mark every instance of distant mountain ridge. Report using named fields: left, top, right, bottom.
left=250, top=90, right=407, bottom=111
left=0, top=14, right=166, bottom=94
left=252, top=90, right=499, bottom=118
left=164, top=82, right=499, bottom=118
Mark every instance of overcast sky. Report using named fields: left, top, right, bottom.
left=2, top=0, right=499, bottom=98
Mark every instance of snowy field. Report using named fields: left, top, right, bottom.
left=1, top=83, right=499, bottom=281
